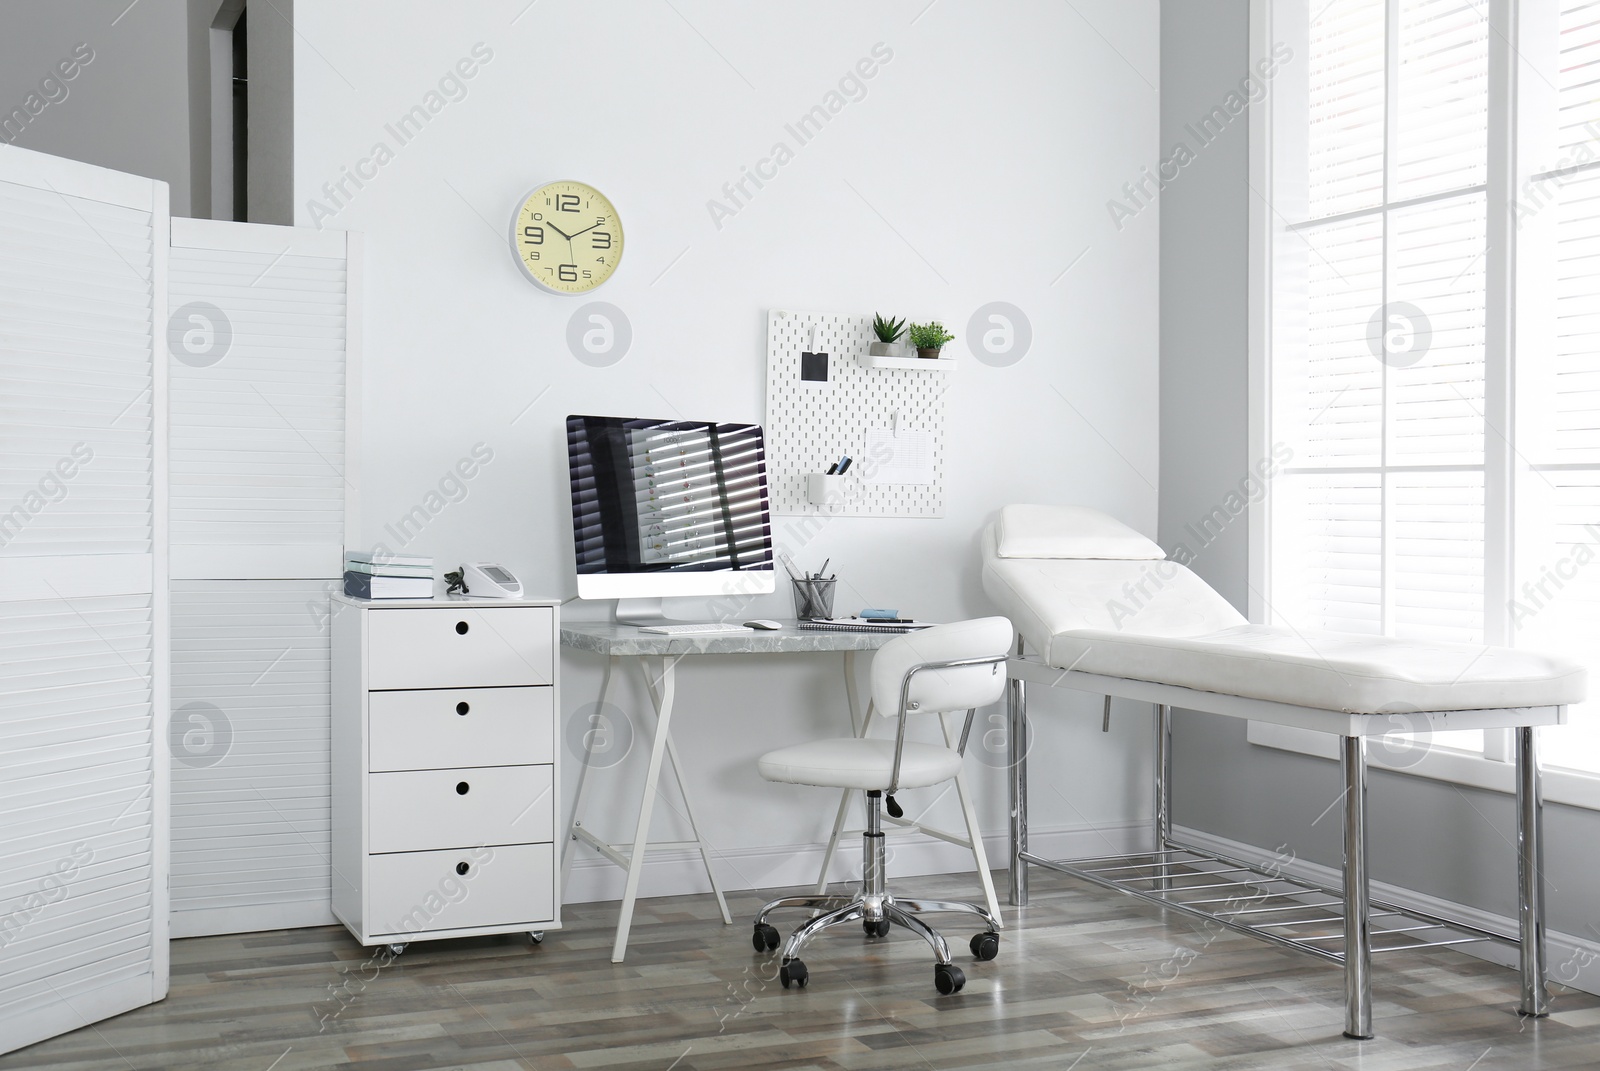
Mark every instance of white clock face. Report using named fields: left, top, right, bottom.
left=510, top=181, right=624, bottom=294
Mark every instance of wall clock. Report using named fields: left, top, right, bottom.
left=509, top=180, right=624, bottom=293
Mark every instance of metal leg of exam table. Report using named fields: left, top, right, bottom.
left=560, top=653, right=733, bottom=963
left=1339, top=726, right=1548, bottom=1037
left=1008, top=637, right=1029, bottom=908
left=1517, top=725, right=1550, bottom=1019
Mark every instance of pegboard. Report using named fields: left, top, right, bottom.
left=764, top=309, right=948, bottom=518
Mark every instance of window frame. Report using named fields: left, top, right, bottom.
left=1247, top=0, right=1600, bottom=809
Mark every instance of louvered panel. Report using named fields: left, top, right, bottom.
left=0, top=595, right=156, bottom=1021
left=1277, top=214, right=1384, bottom=466
left=168, top=237, right=347, bottom=573
left=168, top=580, right=337, bottom=935
left=1387, top=193, right=1486, bottom=466
left=1558, top=1, right=1600, bottom=157
left=1307, top=0, right=1387, bottom=219
left=1270, top=472, right=1384, bottom=634
left=1394, top=0, right=1489, bottom=199
left=0, top=180, right=154, bottom=561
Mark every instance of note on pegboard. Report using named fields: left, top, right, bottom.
left=865, top=428, right=935, bottom=485
left=764, top=309, right=948, bottom=518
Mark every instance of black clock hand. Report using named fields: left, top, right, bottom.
left=546, top=221, right=574, bottom=241
left=567, top=221, right=601, bottom=240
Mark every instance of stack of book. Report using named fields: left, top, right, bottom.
left=344, top=551, right=434, bottom=600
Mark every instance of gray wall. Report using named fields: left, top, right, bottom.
left=245, top=0, right=291, bottom=225
left=1158, top=0, right=1600, bottom=940
left=0, top=0, right=192, bottom=214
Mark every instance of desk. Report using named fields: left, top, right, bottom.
left=559, top=622, right=1001, bottom=962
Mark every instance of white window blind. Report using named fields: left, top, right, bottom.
left=1265, top=0, right=1600, bottom=782
left=1504, top=0, right=1600, bottom=776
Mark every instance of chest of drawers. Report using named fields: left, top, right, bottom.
left=330, top=595, right=561, bottom=950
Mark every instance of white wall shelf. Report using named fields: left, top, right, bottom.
left=858, top=353, right=957, bottom=370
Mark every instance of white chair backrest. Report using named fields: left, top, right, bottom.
left=870, top=617, right=1014, bottom=716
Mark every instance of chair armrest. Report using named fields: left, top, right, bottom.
left=887, top=654, right=1007, bottom=794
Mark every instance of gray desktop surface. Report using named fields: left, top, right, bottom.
left=559, top=620, right=902, bottom=657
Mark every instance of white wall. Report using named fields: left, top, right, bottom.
left=293, top=0, right=1162, bottom=900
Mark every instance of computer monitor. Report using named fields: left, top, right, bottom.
left=566, top=414, right=776, bottom=623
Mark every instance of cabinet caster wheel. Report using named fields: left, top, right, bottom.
left=386, top=943, right=407, bottom=957
left=970, top=932, right=999, bottom=961
left=934, top=963, right=965, bottom=995
left=779, top=959, right=808, bottom=989
left=752, top=923, right=780, bottom=952
left=528, top=931, right=545, bottom=945
left=863, top=918, right=891, bottom=938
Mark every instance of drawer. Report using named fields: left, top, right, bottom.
left=369, top=765, right=554, bottom=854
left=369, top=687, right=553, bottom=772
left=368, top=606, right=553, bottom=690
left=367, top=842, right=554, bottom=936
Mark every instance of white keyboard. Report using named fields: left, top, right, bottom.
left=637, top=622, right=751, bottom=636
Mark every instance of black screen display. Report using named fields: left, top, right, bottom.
left=567, top=415, right=775, bottom=575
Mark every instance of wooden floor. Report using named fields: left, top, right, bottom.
left=8, top=868, right=1600, bottom=1070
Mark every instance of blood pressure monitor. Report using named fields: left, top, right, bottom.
left=460, top=562, right=523, bottom=599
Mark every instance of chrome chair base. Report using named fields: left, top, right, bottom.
left=753, top=791, right=999, bottom=994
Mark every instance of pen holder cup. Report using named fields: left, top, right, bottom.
left=791, top=577, right=837, bottom=621
left=806, top=473, right=845, bottom=506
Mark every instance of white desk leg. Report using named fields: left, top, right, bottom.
left=639, top=663, right=733, bottom=926
left=816, top=651, right=871, bottom=894
left=611, top=654, right=679, bottom=963
left=561, top=654, right=617, bottom=901
left=943, top=711, right=1004, bottom=925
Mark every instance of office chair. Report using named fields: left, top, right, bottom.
left=751, top=617, right=1013, bottom=994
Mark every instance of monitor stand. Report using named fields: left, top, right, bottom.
left=612, top=597, right=672, bottom=627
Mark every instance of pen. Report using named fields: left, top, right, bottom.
left=817, top=558, right=829, bottom=580
left=836, top=456, right=852, bottom=475
left=825, top=461, right=839, bottom=475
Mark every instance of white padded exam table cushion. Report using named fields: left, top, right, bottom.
left=981, top=518, right=1586, bottom=714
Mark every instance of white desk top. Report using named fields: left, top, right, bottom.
left=560, top=620, right=902, bottom=657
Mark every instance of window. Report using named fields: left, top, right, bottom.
left=1254, top=0, right=1600, bottom=797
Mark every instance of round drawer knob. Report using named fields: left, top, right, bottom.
left=456, top=701, right=470, bottom=716
left=456, top=862, right=470, bottom=876
left=456, top=781, right=470, bottom=795
left=455, top=621, right=470, bottom=635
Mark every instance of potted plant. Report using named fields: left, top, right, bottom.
left=908, top=320, right=954, bottom=360
left=870, top=313, right=906, bottom=357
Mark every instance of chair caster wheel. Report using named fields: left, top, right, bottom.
left=934, top=963, right=965, bottom=994
left=779, top=959, right=809, bottom=989
left=863, top=918, right=891, bottom=938
left=970, top=932, right=999, bottom=961
left=752, top=923, right=780, bottom=952
left=528, top=931, right=545, bottom=945
left=386, top=943, right=407, bottom=957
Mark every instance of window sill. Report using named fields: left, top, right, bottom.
left=1246, top=722, right=1600, bottom=811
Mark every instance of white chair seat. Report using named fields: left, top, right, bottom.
left=758, top=737, right=964, bottom=791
